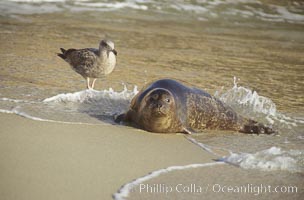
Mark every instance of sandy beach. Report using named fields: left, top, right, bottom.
left=0, top=113, right=217, bottom=200
left=0, top=1, right=303, bottom=199
left=1, top=113, right=303, bottom=200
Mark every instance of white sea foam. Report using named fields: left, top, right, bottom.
left=41, top=86, right=138, bottom=122
left=222, top=147, right=303, bottom=173
left=170, top=3, right=208, bottom=13
left=9, top=0, right=65, bottom=2
left=215, top=77, right=301, bottom=127
left=0, top=86, right=138, bottom=124
left=185, top=136, right=304, bottom=174
left=271, top=5, right=304, bottom=23
left=113, top=162, right=224, bottom=200
left=0, top=97, right=32, bottom=103
left=0, top=109, right=15, bottom=114
left=217, top=77, right=277, bottom=116
left=2, top=0, right=304, bottom=24
left=74, top=1, right=148, bottom=10
left=43, top=85, right=138, bottom=103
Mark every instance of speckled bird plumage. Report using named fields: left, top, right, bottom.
left=57, top=39, right=117, bottom=89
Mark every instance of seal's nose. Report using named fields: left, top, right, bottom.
left=157, top=103, right=163, bottom=109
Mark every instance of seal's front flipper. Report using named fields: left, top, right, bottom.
left=114, top=113, right=125, bottom=123
left=182, top=127, right=196, bottom=134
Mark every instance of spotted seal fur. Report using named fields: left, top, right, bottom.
left=116, top=79, right=275, bottom=134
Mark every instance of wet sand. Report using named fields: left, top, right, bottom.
left=0, top=113, right=216, bottom=200
left=1, top=113, right=303, bottom=200
left=129, top=164, right=303, bottom=200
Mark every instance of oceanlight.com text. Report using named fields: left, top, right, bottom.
left=212, top=183, right=298, bottom=196
left=135, top=183, right=298, bottom=196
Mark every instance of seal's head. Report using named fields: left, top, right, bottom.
left=145, top=88, right=175, bottom=116
left=138, top=88, right=178, bottom=132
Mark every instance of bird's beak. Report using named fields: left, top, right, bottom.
left=112, top=49, right=118, bottom=56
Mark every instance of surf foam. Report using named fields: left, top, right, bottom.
left=1, top=97, right=32, bottom=103
left=43, top=85, right=138, bottom=103
left=3, top=0, right=304, bottom=24
left=216, top=77, right=277, bottom=116
left=113, top=162, right=224, bottom=200
left=215, top=77, right=301, bottom=127
left=0, top=86, right=138, bottom=124
left=221, top=147, right=303, bottom=173
left=74, top=1, right=148, bottom=11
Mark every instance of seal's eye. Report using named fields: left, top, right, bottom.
left=152, top=94, right=159, bottom=100
left=165, top=98, right=171, bottom=103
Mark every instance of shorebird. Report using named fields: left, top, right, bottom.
left=57, top=39, right=117, bottom=89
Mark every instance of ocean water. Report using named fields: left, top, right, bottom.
left=1, top=0, right=304, bottom=24
left=0, top=0, right=303, bottom=199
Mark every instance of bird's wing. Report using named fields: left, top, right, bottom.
left=85, top=48, right=99, bottom=56
left=65, top=49, right=98, bottom=68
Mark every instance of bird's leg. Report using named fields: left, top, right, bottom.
left=86, top=77, right=91, bottom=89
left=91, top=78, right=97, bottom=89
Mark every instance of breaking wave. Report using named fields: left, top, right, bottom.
left=215, top=77, right=302, bottom=128
left=0, top=86, right=138, bottom=124
left=1, top=0, right=304, bottom=24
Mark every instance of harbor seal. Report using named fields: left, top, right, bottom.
left=115, top=79, right=275, bottom=134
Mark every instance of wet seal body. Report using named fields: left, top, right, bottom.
left=116, top=79, right=275, bottom=134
